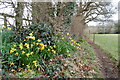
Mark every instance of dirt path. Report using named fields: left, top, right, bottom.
left=85, top=37, right=118, bottom=78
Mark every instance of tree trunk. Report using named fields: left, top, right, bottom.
left=31, top=2, right=52, bottom=24
left=15, top=2, right=24, bottom=30
left=70, top=15, right=87, bottom=38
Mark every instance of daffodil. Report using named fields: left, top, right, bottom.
left=39, top=43, right=44, bottom=46
left=36, top=43, right=39, bottom=45
left=24, top=43, right=28, bottom=47
left=37, top=39, right=41, bottom=42
left=24, top=43, right=29, bottom=49
left=10, top=62, right=14, bottom=65
left=48, top=49, right=50, bottom=51
left=44, top=45, right=47, bottom=47
left=15, top=52, right=19, bottom=55
left=50, top=46, right=53, bottom=49
left=40, top=46, right=45, bottom=50
left=26, top=36, right=35, bottom=40
left=31, top=44, right=34, bottom=48
left=76, top=43, right=80, bottom=46
left=22, top=51, right=25, bottom=54
left=26, top=65, right=30, bottom=68
left=7, top=27, right=11, bottom=30
left=35, top=64, right=38, bottom=67
left=10, top=50, right=14, bottom=53
left=11, top=48, right=16, bottom=51
left=71, top=40, right=74, bottom=42
left=52, top=50, right=56, bottom=54
left=30, top=52, right=33, bottom=55
left=24, top=39, right=27, bottom=41
left=33, top=60, right=37, bottom=64
left=26, top=53, right=30, bottom=57
left=19, top=43, right=23, bottom=50
left=67, top=54, right=71, bottom=57
left=31, top=36, right=35, bottom=40
left=67, top=33, right=69, bottom=35
left=3, top=26, right=6, bottom=29
left=29, top=33, right=33, bottom=36
left=62, top=37, right=64, bottom=39
left=53, top=45, right=56, bottom=48
left=13, top=44, right=16, bottom=48
left=10, top=48, right=16, bottom=53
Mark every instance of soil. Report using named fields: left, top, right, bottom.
left=85, top=37, right=119, bottom=78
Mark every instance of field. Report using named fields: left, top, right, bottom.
left=89, top=34, right=118, bottom=61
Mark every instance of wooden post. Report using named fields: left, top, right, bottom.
left=93, top=33, right=95, bottom=43
left=4, top=15, right=7, bottom=27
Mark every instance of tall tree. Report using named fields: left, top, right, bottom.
left=15, top=2, right=24, bottom=30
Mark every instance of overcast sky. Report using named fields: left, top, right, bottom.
left=0, top=0, right=120, bottom=26
left=88, top=0, right=120, bottom=26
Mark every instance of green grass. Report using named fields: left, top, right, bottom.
left=89, top=34, right=118, bottom=61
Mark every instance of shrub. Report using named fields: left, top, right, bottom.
left=2, top=26, right=15, bottom=43
left=1, top=24, right=81, bottom=78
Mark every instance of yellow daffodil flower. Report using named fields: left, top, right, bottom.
left=33, top=60, right=37, bottom=64
left=52, top=50, right=56, bottom=54
left=22, top=51, right=25, bottom=54
left=26, top=65, right=30, bottom=68
left=3, top=26, right=6, bottom=29
left=31, top=36, right=35, bottom=40
left=13, top=45, right=16, bottom=48
left=10, top=62, right=14, bottom=65
left=53, top=45, right=56, bottom=48
left=10, top=50, right=14, bottom=53
left=30, top=52, right=33, bottom=55
left=67, top=54, right=71, bottom=57
left=24, top=39, right=27, bottom=41
left=24, top=43, right=28, bottom=47
left=44, top=45, right=47, bottom=47
left=35, top=64, right=38, bottom=67
left=31, top=44, right=34, bottom=48
left=37, top=39, right=41, bottom=42
left=36, top=43, right=39, bottom=45
left=39, top=43, right=44, bottom=46
left=26, top=36, right=35, bottom=40
left=29, top=33, right=33, bottom=36
left=40, top=46, right=45, bottom=50
left=7, top=27, right=11, bottom=30
left=62, top=37, right=64, bottom=39
left=19, top=43, right=23, bottom=50
left=15, top=52, right=19, bottom=55
left=48, top=49, right=50, bottom=51
left=26, top=53, right=30, bottom=57
left=10, top=48, right=16, bottom=53
left=50, top=46, right=53, bottom=49
left=67, top=33, right=69, bottom=35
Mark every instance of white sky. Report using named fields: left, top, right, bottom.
left=88, top=0, right=120, bottom=26
left=0, top=0, right=120, bottom=26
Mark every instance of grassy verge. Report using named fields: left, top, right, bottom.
left=88, top=34, right=118, bottom=61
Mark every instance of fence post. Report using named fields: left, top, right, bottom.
left=4, top=15, right=7, bottom=27
left=93, top=33, right=95, bottom=43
